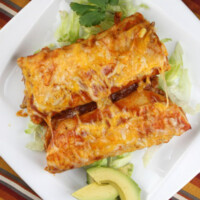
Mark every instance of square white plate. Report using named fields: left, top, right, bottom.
left=0, top=0, right=200, bottom=199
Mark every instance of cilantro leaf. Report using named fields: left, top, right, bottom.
left=88, top=0, right=108, bottom=8
left=70, top=3, right=97, bottom=15
left=70, top=0, right=121, bottom=27
left=109, top=0, right=119, bottom=5
left=79, top=11, right=105, bottom=27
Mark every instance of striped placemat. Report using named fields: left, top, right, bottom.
left=0, top=157, right=40, bottom=200
left=0, top=0, right=200, bottom=200
left=0, top=0, right=29, bottom=27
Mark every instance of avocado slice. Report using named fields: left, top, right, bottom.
left=86, top=173, right=95, bottom=184
left=76, top=164, right=136, bottom=200
left=87, top=167, right=141, bottom=200
left=72, top=182, right=118, bottom=200
left=87, top=163, right=134, bottom=184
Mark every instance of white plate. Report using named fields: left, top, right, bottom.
left=0, top=0, right=200, bottom=199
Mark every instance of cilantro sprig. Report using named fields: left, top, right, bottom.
left=70, top=0, right=119, bottom=27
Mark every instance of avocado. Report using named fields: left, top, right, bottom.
left=86, top=173, right=94, bottom=184
left=118, top=163, right=134, bottom=177
left=76, top=164, right=136, bottom=200
left=87, top=163, right=134, bottom=184
left=87, top=167, right=141, bottom=200
left=72, top=182, right=118, bottom=200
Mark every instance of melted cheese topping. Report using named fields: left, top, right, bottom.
left=46, top=90, right=190, bottom=173
left=18, top=13, right=170, bottom=117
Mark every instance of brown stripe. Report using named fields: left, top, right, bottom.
left=196, top=173, right=200, bottom=179
left=0, top=0, right=19, bottom=12
left=0, top=16, right=8, bottom=28
left=0, top=187, right=18, bottom=200
left=182, top=0, right=200, bottom=19
left=0, top=182, right=27, bottom=200
left=0, top=11, right=11, bottom=28
left=190, top=176, right=200, bottom=188
left=191, top=0, right=200, bottom=6
left=3, top=176, right=39, bottom=198
left=0, top=180, right=35, bottom=200
left=0, top=169, right=40, bottom=197
left=183, top=0, right=200, bottom=7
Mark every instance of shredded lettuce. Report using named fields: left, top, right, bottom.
left=55, top=11, right=80, bottom=45
left=161, top=38, right=172, bottom=43
left=165, top=43, right=184, bottom=86
left=159, top=43, right=200, bottom=114
left=55, top=0, right=148, bottom=45
left=48, top=43, right=57, bottom=50
left=25, top=121, right=45, bottom=151
left=84, top=159, right=107, bottom=169
left=117, top=1, right=149, bottom=17
left=110, top=153, right=132, bottom=168
left=118, top=163, right=134, bottom=177
left=105, top=1, right=148, bottom=19
left=143, top=146, right=160, bottom=167
left=84, top=152, right=132, bottom=169
left=34, top=49, right=41, bottom=54
left=115, top=152, right=131, bottom=159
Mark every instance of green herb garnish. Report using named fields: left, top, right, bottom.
left=70, top=0, right=119, bottom=27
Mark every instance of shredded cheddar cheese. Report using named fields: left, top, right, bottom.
left=46, top=90, right=191, bottom=173
left=17, top=13, right=170, bottom=122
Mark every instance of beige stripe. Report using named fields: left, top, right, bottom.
left=0, top=175, right=41, bottom=200
left=174, top=193, right=188, bottom=200
left=0, top=3, right=17, bottom=16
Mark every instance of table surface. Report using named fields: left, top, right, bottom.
left=0, top=0, right=200, bottom=200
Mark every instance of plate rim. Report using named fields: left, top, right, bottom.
left=0, top=0, right=200, bottom=200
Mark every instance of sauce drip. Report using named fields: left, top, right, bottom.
left=16, top=110, right=28, bottom=117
